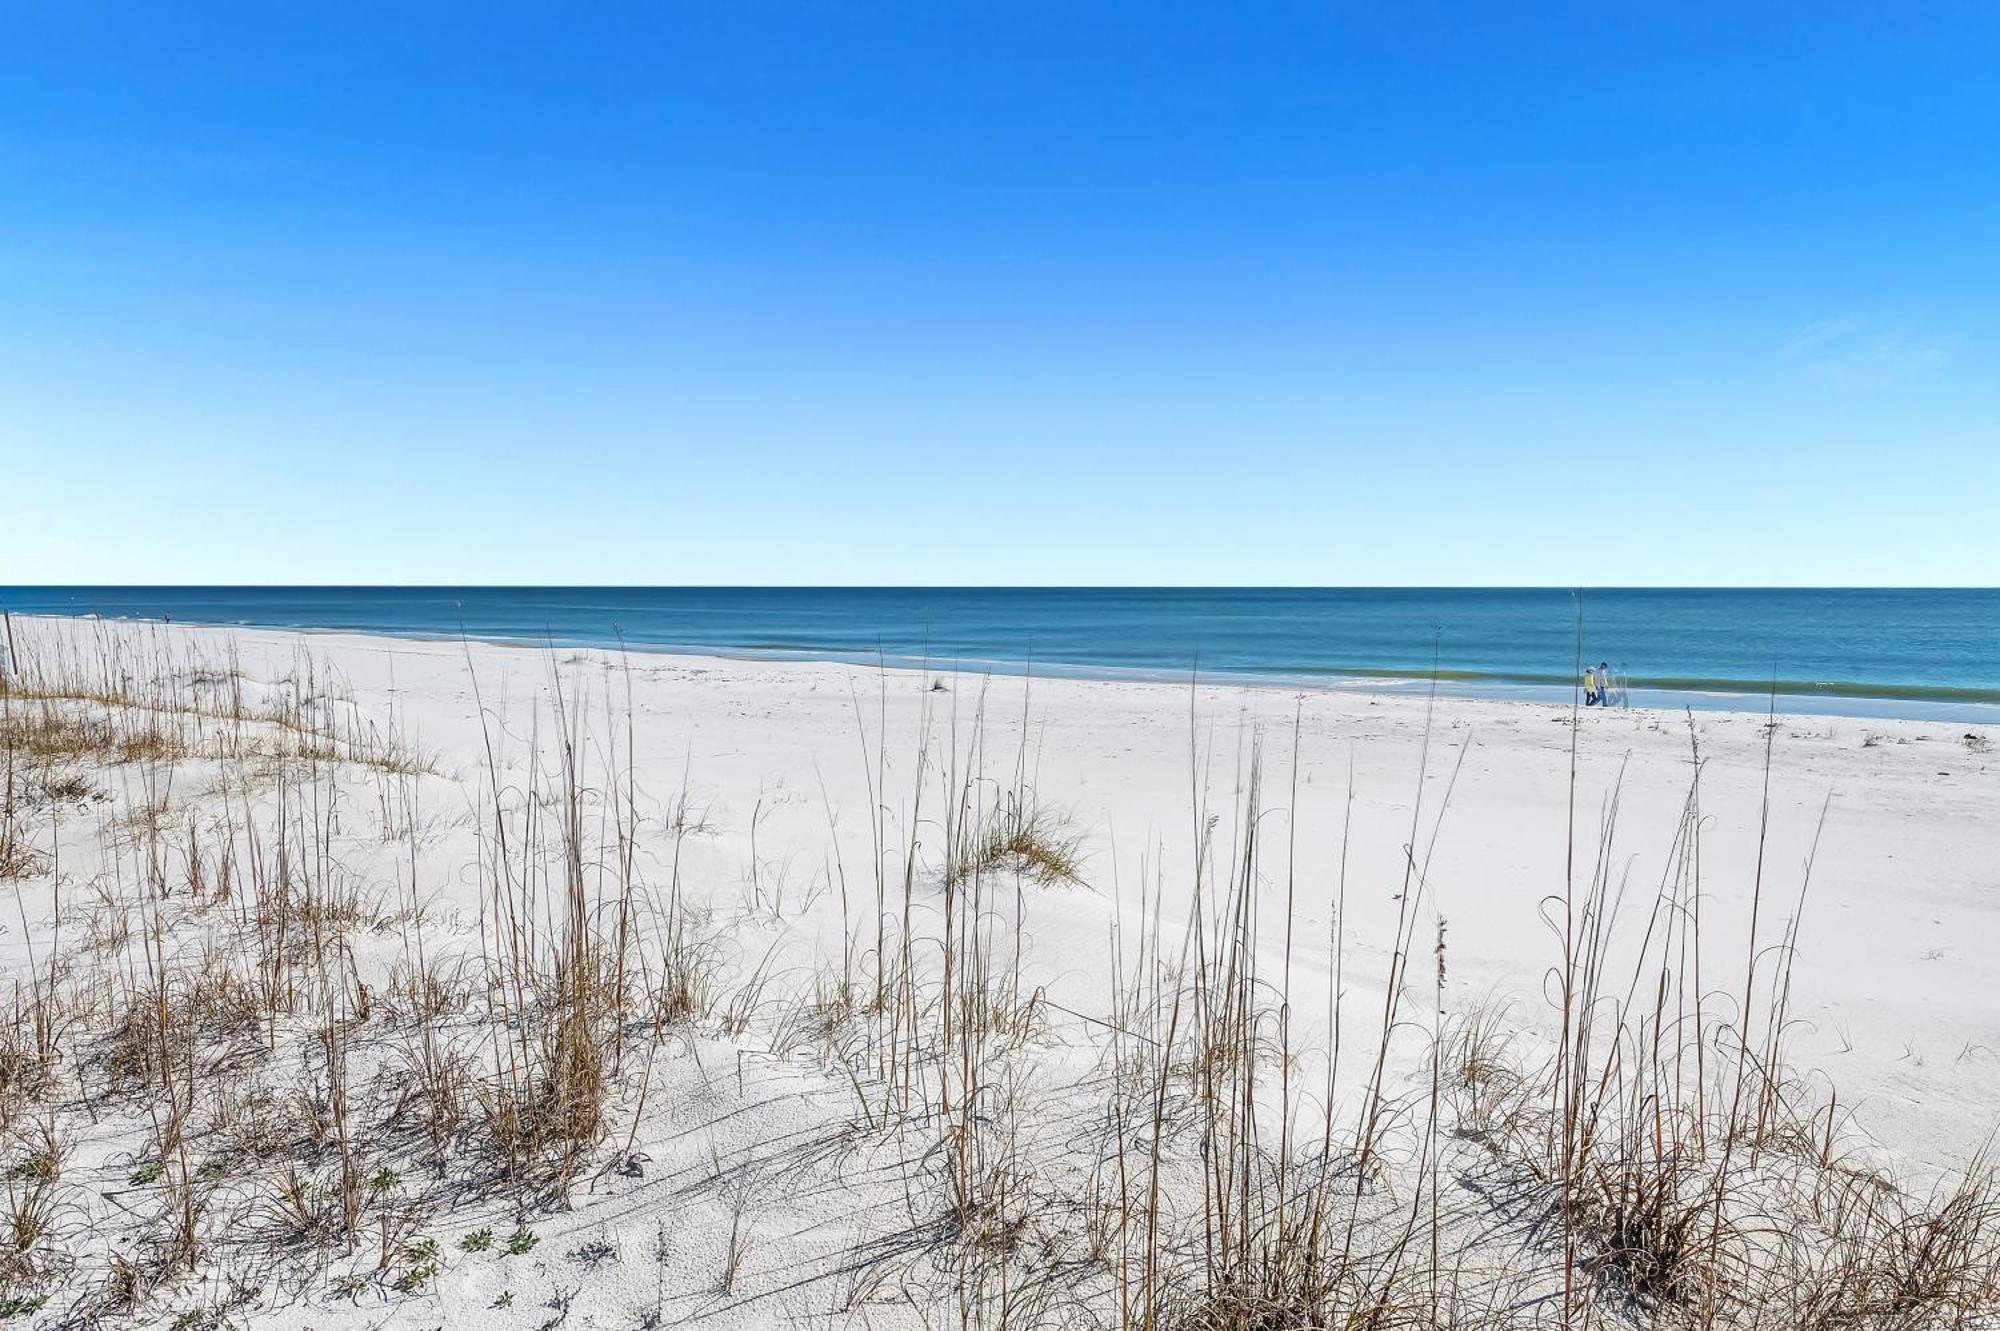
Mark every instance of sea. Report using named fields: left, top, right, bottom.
left=2, top=587, right=1995, bottom=723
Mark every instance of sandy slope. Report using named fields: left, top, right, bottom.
left=193, top=622, right=2000, bottom=1156
left=1, top=616, right=1995, bottom=1329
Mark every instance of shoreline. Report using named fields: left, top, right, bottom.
left=11, top=607, right=2000, bottom=726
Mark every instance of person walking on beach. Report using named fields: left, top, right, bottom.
left=1583, top=664, right=1599, bottom=706
left=1598, top=661, right=1613, bottom=708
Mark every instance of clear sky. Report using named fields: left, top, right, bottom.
left=2, top=4, right=1995, bottom=585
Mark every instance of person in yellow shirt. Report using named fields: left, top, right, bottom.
left=1583, top=665, right=1599, bottom=705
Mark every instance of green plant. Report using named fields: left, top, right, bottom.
left=506, top=1225, right=539, bottom=1256
left=459, top=1226, right=494, bottom=1253
left=391, top=1235, right=443, bottom=1293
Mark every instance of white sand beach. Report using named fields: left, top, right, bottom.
left=1, top=615, right=1996, bottom=1329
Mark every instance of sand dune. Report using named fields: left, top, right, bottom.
left=1, top=615, right=1995, bottom=1329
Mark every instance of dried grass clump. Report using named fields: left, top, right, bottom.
left=0, top=701, right=190, bottom=769
left=383, top=957, right=476, bottom=1022
left=0, top=835, right=45, bottom=882
left=102, top=960, right=264, bottom=1089
left=1571, top=1138, right=1742, bottom=1314
left=0, top=1175, right=64, bottom=1290
left=1784, top=1157, right=2000, bottom=1329
left=481, top=1013, right=608, bottom=1177
left=2, top=619, right=434, bottom=779
left=1158, top=1255, right=1407, bottom=1331
left=265, top=1166, right=343, bottom=1248
left=0, top=1038, right=53, bottom=1137
left=1442, top=1003, right=1528, bottom=1144
left=459, top=663, right=649, bottom=1187
left=950, top=790, right=1085, bottom=888
left=644, top=923, right=720, bottom=1030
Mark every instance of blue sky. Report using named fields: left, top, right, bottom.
left=2, top=3, right=1995, bottom=584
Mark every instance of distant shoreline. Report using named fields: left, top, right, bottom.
left=11, top=606, right=1999, bottom=725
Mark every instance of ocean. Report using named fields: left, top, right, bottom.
left=3, top=587, right=1995, bottom=722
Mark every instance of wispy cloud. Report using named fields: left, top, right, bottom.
left=1779, top=316, right=1951, bottom=392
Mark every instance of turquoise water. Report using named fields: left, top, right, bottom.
left=3, top=587, right=1995, bottom=721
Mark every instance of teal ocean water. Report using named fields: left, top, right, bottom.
left=3, top=587, right=1995, bottom=722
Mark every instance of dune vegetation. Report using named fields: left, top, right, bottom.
left=0, top=615, right=1994, bottom=1330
